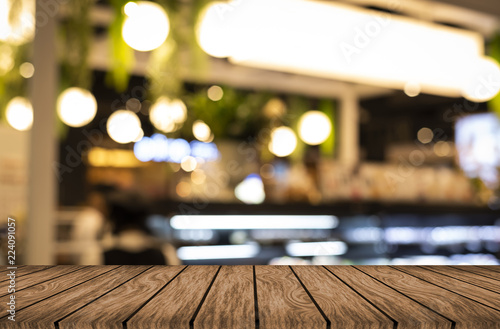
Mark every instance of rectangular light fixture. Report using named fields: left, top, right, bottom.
left=170, top=215, right=338, bottom=230
left=285, top=241, right=348, bottom=256
left=177, top=244, right=260, bottom=260
left=198, top=0, right=497, bottom=100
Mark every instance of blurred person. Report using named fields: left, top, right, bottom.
left=72, top=184, right=118, bottom=265
left=102, top=190, right=180, bottom=265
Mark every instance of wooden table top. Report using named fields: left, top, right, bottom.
left=1, top=265, right=499, bottom=328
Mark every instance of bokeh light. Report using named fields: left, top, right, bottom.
left=5, top=97, right=33, bottom=131
left=122, top=1, right=170, bottom=52
left=149, top=97, right=187, bottom=133
left=57, top=87, right=97, bottom=128
left=404, top=81, right=421, bottom=97
left=181, top=156, right=197, bottom=172
left=192, top=120, right=212, bottom=142
left=19, top=62, right=34, bottom=78
left=0, top=0, right=35, bottom=45
left=462, top=57, right=500, bottom=103
left=298, top=111, right=332, bottom=145
left=207, top=85, right=224, bottom=101
left=268, top=126, right=297, bottom=157
left=417, top=127, right=434, bottom=144
left=235, top=174, right=266, bottom=204
left=107, top=110, right=142, bottom=144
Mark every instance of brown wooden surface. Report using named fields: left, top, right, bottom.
left=0, top=265, right=499, bottom=328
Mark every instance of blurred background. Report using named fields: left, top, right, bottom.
left=1, top=0, right=500, bottom=266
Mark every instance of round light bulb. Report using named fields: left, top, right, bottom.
left=57, top=87, right=97, bottom=127
left=207, top=85, right=223, bottom=101
left=268, top=126, right=297, bottom=157
left=196, top=2, right=233, bottom=58
left=107, top=110, right=142, bottom=144
left=122, top=1, right=170, bottom=52
left=0, top=0, right=35, bottom=45
left=462, top=57, right=500, bottom=103
left=298, top=111, right=332, bottom=145
left=192, top=120, right=212, bottom=142
left=149, top=97, right=187, bottom=133
left=5, top=97, right=33, bottom=131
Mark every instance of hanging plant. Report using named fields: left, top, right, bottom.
left=107, top=0, right=135, bottom=92
left=488, top=32, right=500, bottom=117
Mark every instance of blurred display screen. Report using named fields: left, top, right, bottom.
left=455, top=113, right=500, bottom=186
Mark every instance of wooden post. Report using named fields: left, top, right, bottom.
left=339, top=91, right=359, bottom=168
left=25, top=0, right=58, bottom=265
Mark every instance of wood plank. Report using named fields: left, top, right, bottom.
left=0, top=266, right=118, bottom=317
left=357, top=266, right=500, bottom=328
left=0, top=266, right=85, bottom=297
left=0, top=266, right=53, bottom=282
left=57, top=266, right=186, bottom=329
left=194, top=266, right=255, bottom=329
left=422, top=266, right=500, bottom=294
left=452, top=266, right=500, bottom=281
left=0, top=265, right=25, bottom=273
left=255, top=265, right=326, bottom=329
left=393, top=266, right=500, bottom=310
left=126, top=265, right=220, bottom=329
left=292, top=266, right=393, bottom=329
left=325, top=266, right=452, bottom=329
left=0, top=266, right=148, bottom=329
left=479, top=266, right=500, bottom=273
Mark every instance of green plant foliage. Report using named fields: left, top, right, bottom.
left=181, top=86, right=272, bottom=140
left=107, top=0, right=135, bottom=92
left=318, top=99, right=336, bottom=157
left=59, top=0, right=93, bottom=90
left=489, top=32, right=500, bottom=116
left=0, top=42, right=29, bottom=122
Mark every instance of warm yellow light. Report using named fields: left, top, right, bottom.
left=5, top=97, right=33, bottom=131
left=192, top=120, right=212, bottom=142
left=417, top=127, right=434, bottom=144
left=87, top=147, right=142, bottom=168
left=149, top=97, right=187, bottom=133
left=207, top=85, right=223, bottom=101
left=196, top=2, right=233, bottom=58
left=0, top=0, right=35, bottom=45
left=191, top=169, right=206, bottom=184
left=298, top=111, right=332, bottom=145
left=462, top=57, right=500, bottom=103
left=404, top=81, right=421, bottom=97
left=57, top=87, right=97, bottom=128
left=19, top=62, right=34, bottom=78
left=181, top=156, right=197, bottom=172
left=122, top=1, right=169, bottom=52
left=197, top=0, right=489, bottom=99
left=269, top=126, right=297, bottom=157
left=176, top=181, right=192, bottom=197
left=434, top=141, right=452, bottom=157
left=107, top=110, right=142, bottom=144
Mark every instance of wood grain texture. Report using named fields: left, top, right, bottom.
left=326, top=266, right=452, bottom=329
left=451, top=266, right=500, bottom=281
left=3, top=265, right=500, bottom=329
left=479, top=266, right=500, bottom=273
left=126, top=265, right=220, bottom=329
left=0, top=266, right=53, bottom=283
left=255, top=265, right=326, bottom=329
left=0, top=266, right=118, bottom=316
left=292, top=265, right=393, bottom=329
left=420, top=266, right=500, bottom=295
left=194, top=266, right=255, bottom=329
left=1, top=266, right=147, bottom=329
left=392, top=266, right=500, bottom=310
left=57, top=266, right=185, bottom=329
left=357, top=266, right=500, bottom=328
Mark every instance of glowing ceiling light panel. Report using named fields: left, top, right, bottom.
left=170, top=215, right=339, bottom=230
left=198, top=0, right=499, bottom=101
